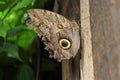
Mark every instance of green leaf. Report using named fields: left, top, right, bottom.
left=16, top=30, right=36, bottom=50
left=6, top=26, right=36, bottom=50
left=14, top=0, right=34, bottom=10
left=0, top=1, right=5, bottom=4
left=0, top=36, right=4, bottom=44
left=17, top=64, right=35, bottom=80
left=0, top=46, right=7, bottom=59
left=6, top=27, right=23, bottom=37
left=0, top=0, right=8, bottom=11
left=3, top=42, right=22, bottom=61
left=0, top=25, right=9, bottom=38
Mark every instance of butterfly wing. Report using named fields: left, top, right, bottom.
left=26, top=9, right=80, bottom=61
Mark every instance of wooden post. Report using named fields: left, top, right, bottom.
left=62, top=60, right=71, bottom=80
left=80, top=0, right=94, bottom=80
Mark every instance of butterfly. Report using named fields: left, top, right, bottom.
left=25, top=9, right=80, bottom=61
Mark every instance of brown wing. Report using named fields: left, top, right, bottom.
left=26, top=9, right=80, bottom=61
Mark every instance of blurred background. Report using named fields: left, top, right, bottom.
left=0, top=0, right=62, bottom=80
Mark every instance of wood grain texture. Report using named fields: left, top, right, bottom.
left=62, top=60, right=71, bottom=80
left=90, top=0, right=120, bottom=80
left=80, top=0, right=94, bottom=80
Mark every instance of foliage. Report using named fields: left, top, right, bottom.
left=0, top=0, right=49, bottom=80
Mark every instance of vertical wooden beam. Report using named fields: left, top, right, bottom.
left=80, top=0, right=94, bottom=80
left=62, top=60, right=71, bottom=80
left=61, top=0, right=80, bottom=80
left=60, top=0, right=72, bottom=80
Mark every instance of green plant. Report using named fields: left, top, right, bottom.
left=0, top=0, right=46, bottom=80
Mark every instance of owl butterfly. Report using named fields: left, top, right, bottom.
left=26, top=9, right=80, bottom=62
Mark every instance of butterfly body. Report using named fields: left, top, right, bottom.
left=26, top=9, right=80, bottom=61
